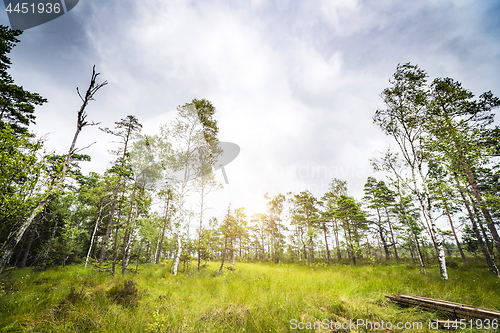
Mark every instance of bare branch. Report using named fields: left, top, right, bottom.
left=74, top=141, right=98, bottom=154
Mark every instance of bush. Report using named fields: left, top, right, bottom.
left=106, top=279, right=139, bottom=307
left=446, top=259, right=459, bottom=269
left=53, top=285, right=86, bottom=319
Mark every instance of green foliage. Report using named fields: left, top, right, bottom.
left=192, top=98, right=219, bottom=147
left=0, top=125, right=45, bottom=239
left=462, top=225, right=479, bottom=254
left=334, top=195, right=368, bottom=265
left=0, top=25, right=47, bottom=135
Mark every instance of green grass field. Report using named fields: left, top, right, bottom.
left=0, top=259, right=499, bottom=332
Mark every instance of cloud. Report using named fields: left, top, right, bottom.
left=5, top=0, right=499, bottom=224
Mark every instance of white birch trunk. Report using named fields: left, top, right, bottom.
left=418, top=168, right=448, bottom=280
left=172, top=225, right=183, bottom=276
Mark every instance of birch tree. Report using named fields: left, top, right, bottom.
left=158, top=99, right=220, bottom=275
left=193, top=149, right=222, bottom=270
left=374, top=63, right=448, bottom=279
left=372, top=149, right=427, bottom=273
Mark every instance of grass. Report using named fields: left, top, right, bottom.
left=0, top=258, right=499, bottom=332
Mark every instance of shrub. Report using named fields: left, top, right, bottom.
left=106, top=279, right=139, bottom=307
left=53, top=285, right=86, bottom=319
left=446, top=259, right=459, bottom=269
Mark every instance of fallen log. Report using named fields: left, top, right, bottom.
left=386, top=294, right=500, bottom=320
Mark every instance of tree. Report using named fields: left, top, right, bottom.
left=157, top=99, right=220, bottom=275
left=427, top=161, right=466, bottom=260
left=98, top=115, right=142, bottom=265
left=374, top=63, right=448, bottom=279
left=363, top=176, right=391, bottom=260
left=0, top=125, right=45, bottom=237
left=425, top=77, right=500, bottom=258
left=233, top=207, right=249, bottom=262
left=154, top=188, right=175, bottom=265
left=250, top=213, right=267, bottom=260
left=371, top=150, right=427, bottom=273
left=79, top=172, right=112, bottom=268
left=291, top=191, right=320, bottom=266
left=0, top=26, right=47, bottom=135
left=193, top=152, right=222, bottom=270
left=218, top=204, right=237, bottom=274
left=264, top=193, right=286, bottom=263
left=334, top=195, right=368, bottom=265
left=0, top=66, right=106, bottom=274
left=321, top=178, right=348, bottom=261
left=453, top=172, right=498, bottom=276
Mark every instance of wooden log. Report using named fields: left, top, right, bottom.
left=386, top=294, right=500, bottom=320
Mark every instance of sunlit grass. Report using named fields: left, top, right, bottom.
left=0, top=258, right=499, bottom=332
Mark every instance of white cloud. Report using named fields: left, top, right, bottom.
left=11, top=0, right=500, bottom=228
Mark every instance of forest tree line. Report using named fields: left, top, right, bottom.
left=1, top=26, right=499, bottom=280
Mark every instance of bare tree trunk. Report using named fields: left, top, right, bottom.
left=377, top=208, right=390, bottom=260
left=455, top=175, right=498, bottom=276
left=135, top=239, right=143, bottom=273
left=415, top=166, right=447, bottom=279
left=231, top=239, right=235, bottom=268
left=384, top=207, right=399, bottom=261
left=462, top=159, right=500, bottom=257
left=397, top=184, right=426, bottom=274
left=412, top=232, right=426, bottom=274
left=379, top=226, right=390, bottom=260
left=172, top=226, right=183, bottom=276
left=86, top=200, right=109, bottom=267
left=154, top=230, right=161, bottom=264
left=218, top=236, right=228, bottom=274
left=124, top=214, right=139, bottom=272
left=332, top=219, right=341, bottom=260
left=443, top=201, right=466, bottom=260
left=309, top=235, right=315, bottom=264
left=121, top=182, right=137, bottom=275
left=408, top=245, right=415, bottom=264
left=156, top=195, right=171, bottom=264
left=197, top=188, right=204, bottom=270
left=111, top=224, right=120, bottom=275
left=472, top=203, right=496, bottom=260
left=0, top=194, right=51, bottom=273
left=99, top=119, right=137, bottom=265
left=41, top=217, right=59, bottom=269
left=344, top=220, right=356, bottom=266
left=20, top=215, right=41, bottom=268
left=99, top=184, right=120, bottom=265
left=322, top=222, right=330, bottom=265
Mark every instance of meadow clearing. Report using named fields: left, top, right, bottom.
left=1, top=258, right=499, bottom=332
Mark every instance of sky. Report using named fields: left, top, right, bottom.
left=2, top=0, right=500, bottom=226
